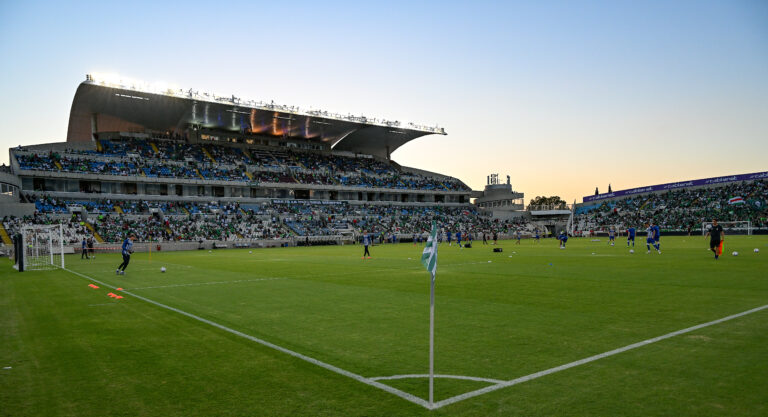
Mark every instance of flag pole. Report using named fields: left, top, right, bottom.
left=421, top=220, right=438, bottom=408
left=429, top=270, right=435, bottom=407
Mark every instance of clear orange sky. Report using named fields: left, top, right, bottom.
left=1, top=1, right=766, bottom=203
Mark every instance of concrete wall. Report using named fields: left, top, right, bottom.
left=0, top=198, right=35, bottom=218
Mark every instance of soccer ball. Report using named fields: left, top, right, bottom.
left=160, top=267, right=166, bottom=273
left=629, top=249, right=634, bottom=254
left=249, top=250, right=253, bottom=254
left=755, top=248, right=760, bottom=253
left=732, top=251, right=739, bottom=256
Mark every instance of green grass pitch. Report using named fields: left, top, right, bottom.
left=2, top=236, right=767, bottom=416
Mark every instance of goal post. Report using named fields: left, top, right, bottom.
left=701, top=221, right=752, bottom=236
left=20, top=224, right=65, bottom=271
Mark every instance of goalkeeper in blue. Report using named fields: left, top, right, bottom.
left=116, top=234, right=136, bottom=275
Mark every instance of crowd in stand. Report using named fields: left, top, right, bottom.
left=12, top=138, right=469, bottom=191
left=7, top=195, right=535, bottom=243
left=575, top=179, right=768, bottom=232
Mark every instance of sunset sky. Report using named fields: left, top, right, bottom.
left=1, top=0, right=766, bottom=202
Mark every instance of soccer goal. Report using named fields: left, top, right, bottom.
left=701, top=221, right=752, bottom=236
left=19, top=224, right=65, bottom=271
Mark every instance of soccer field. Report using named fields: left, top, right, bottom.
left=2, top=236, right=767, bottom=416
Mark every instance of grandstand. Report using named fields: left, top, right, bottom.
left=7, top=74, right=764, bottom=252
left=574, top=171, right=768, bottom=236
left=2, top=74, right=541, bottom=251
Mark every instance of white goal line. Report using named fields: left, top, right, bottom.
left=433, top=302, right=768, bottom=409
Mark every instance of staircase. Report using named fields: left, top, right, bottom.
left=0, top=223, right=12, bottom=245
left=202, top=147, right=216, bottom=163
left=150, top=142, right=160, bottom=155
left=243, top=148, right=255, bottom=164
left=244, top=171, right=254, bottom=181
left=84, top=222, right=104, bottom=243
left=194, top=168, right=205, bottom=180
left=114, top=206, right=124, bottom=214
left=95, top=139, right=103, bottom=152
left=54, top=161, right=63, bottom=170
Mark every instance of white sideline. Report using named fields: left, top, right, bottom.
left=126, top=277, right=285, bottom=290
left=63, top=267, right=768, bottom=411
left=432, top=303, right=768, bottom=409
left=63, top=268, right=430, bottom=409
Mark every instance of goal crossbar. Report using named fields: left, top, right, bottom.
left=20, top=224, right=65, bottom=271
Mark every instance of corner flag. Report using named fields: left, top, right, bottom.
left=420, top=220, right=438, bottom=406
left=421, top=221, right=438, bottom=279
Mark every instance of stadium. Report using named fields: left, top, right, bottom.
left=1, top=74, right=767, bottom=416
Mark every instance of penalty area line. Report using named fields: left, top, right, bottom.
left=433, top=302, right=768, bottom=409
left=61, top=267, right=431, bottom=409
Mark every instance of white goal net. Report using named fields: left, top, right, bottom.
left=21, top=224, right=65, bottom=271
left=701, top=221, right=752, bottom=236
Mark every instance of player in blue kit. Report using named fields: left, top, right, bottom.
left=447, top=231, right=452, bottom=246
left=116, top=234, right=136, bottom=275
left=608, top=227, right=616, bottom=246
left=534, top=229, right=540, bottom=243
left=652, top=222, right=661, bottom=253
left=558, top=231, right=568, bottom=249
left=645, top=223, right=660, bottom=254
left=456, top=231, right=462, bottom=248
left=626, top=226, right=636, bottom=247
left=362, top=232, right=371, bottom=258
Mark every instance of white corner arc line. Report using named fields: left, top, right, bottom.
left=370, top=374, right=505, bottom=384
left=62, top=268, right=431, bottom=409
left=433, top=303, right=768, bottom=409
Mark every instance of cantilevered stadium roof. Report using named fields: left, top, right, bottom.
left=67, top=75, right=446, bottom=158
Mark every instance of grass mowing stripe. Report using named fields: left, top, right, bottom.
left=61, top=267, right=432, bottom=409
left=433, top=302, right=768, bottom=409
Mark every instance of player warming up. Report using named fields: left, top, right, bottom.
left=644, top=223, right=659, bottom=254
left=652, top=222, right=661, bottom=254
left=558, top=231, right=568, bottom=249
left=116, top=234, right=136, bottom=275
left=608, top=227, right=616, bottom=246
left=362, top=232, right=371, bottom=259
left=626, top=226, right=636, bottom=247
left=705, top=219, right=725, bottom=260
